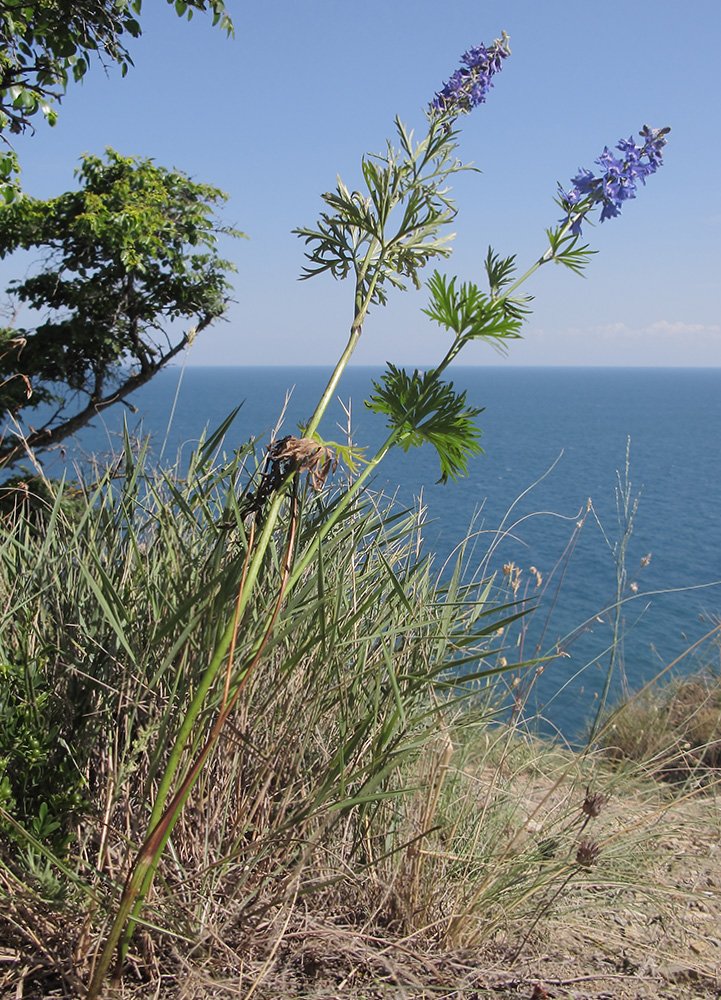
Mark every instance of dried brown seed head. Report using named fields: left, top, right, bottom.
left=582, top=791, right=607, bottom=818
left=576, top=839, right=601, bottom=868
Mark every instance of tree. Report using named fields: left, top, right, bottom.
left=0, top=0, right=233, bottom=198
left=0, top=147, right=243, bottom=465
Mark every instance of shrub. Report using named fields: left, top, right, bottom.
left=599, top=661, right=721, bottom=783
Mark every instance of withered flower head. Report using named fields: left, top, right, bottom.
left=582, top=791, right=608, bottom=818
left=576, top=839, right=601, bottom=868
left=530, top=984, right=550, bottom=1000
left=268, top=436, right=338, bottom=491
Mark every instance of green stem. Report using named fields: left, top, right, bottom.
left=102, top=497, right=298, bottom=990
left=304, top=322, right=363, bottom=440
left=504, top=210, right=584, bottom=298
left=106, top=252, right=384, bottom=992
left=288, top=336, right=463, bottom=589
left=503, top=254, right=548, bottom=299
left=305, top=262, right=382, bottom=439
left=145, top=482, right=292, bottom=835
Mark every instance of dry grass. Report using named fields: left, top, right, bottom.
left=3, top=718, right=720, bottom=1000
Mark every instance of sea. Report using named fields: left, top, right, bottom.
left=24, top=365, right=721, bottom=741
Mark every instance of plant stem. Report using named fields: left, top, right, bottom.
left=287, top=336, right=464, bottom=589
left=504, top=212, right=584, bottom=298
left=96, top=261, right=390, bottom=992
left=305, top=265, right=382, bottom=439
left=89, top=504, right=298, bottom=999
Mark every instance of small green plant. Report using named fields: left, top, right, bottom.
left=0, top=655, right=89, bottom=857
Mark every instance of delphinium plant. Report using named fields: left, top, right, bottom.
left=85, top=32, right=670, bottom=996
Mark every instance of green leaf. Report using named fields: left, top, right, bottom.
left=49, top=36, right=78, bottom=59
left=366, top=364, right=484, bottom=483
left=484, top=246, right=517, bottom=294
left=544, top=224, right=597, bottom=275
left=294, top=115, right=468, bottom=310
left=423, top=270, right=529, bottom=352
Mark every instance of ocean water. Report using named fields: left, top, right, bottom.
left=29, top=365, right=721, bottom=739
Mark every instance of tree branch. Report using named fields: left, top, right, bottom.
left=0, top=329, right=200, bottom=468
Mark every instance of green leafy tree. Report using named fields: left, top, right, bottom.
left=0, top=0, right=233, bottom=198
left=0, top=147, right=243, bottom=465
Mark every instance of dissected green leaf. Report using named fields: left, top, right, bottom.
left=366, top=364, right=484, bottom=483
left=423, top=270, right=529, bottom=351
left=294, top=115, right=468, bottom=309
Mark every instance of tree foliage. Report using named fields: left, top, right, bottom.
left=0, top=148, right=243, bottom=465
left=0, top=0, right=233, bottom=197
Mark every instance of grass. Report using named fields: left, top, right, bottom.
left=0, top=431, right=720, bottom=999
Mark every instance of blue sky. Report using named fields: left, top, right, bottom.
left=5, top=0, right=720, bottom=367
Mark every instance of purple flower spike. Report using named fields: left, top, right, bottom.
left=560, top=126, right=670, bottom=234
left=431, top=32, right=510, bottom=117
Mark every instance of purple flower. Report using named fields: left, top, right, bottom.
left=559, top=126, right=670, bottom=234
left=431, top=32, right=510, bottom=117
